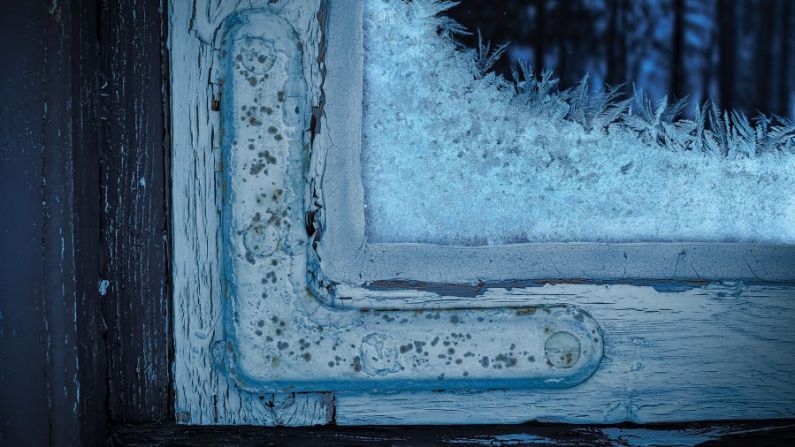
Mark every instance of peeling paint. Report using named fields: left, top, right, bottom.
left=216, top=6, right=603, bottom=394
left=172, top=0, right=795, bottom=427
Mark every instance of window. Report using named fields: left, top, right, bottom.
left=172, top=0, right=795, bottom=426
left=319, top=1, right=794, bottom=300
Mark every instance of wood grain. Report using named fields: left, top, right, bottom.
left=335, top=283, right=795, bottom=424
left=99, top=0, right=172, bottom=423
left=108, top=420, right=795, bottom=446
left=171, top=0, right=795, bottom=427
left=1, top=3, right=56, bottom=443
left=1, top=0, right=106, bottom=444
left=170, top=0, right=333, bottom=425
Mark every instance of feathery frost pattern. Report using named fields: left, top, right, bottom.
left=361, top=0, right=795, bottom=245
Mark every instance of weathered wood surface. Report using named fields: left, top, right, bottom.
left=108, top=421, right=795, bottom=446
left=1, top=3, right=59, bottom=444
left=73, top=0, right=108, bottom=442
left=315, top=0, right=795, bottom=425
left=3, top=0, right=794, bottom=443
left=1, top=0, right=106, bottom=445
left=335, top=283, right=795, bottom=424
left=171, top=0, right=795, bottom=426
left=170, top=0, right=333, bottom=425
left=99, top=0, right=172, bottom=423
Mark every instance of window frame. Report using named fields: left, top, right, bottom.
left=7, top=0, right=795, bottom=441
left=169, top=0, right=795, bottom=427
left=314, top=1, right=795, bottom=308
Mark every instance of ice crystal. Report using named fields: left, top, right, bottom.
left=361, top=0, right=795, bottom=244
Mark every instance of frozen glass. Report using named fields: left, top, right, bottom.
left=361, top=0, right=795, bottom=245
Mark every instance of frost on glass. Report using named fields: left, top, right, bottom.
left=361, top=0, right=795, bottom=245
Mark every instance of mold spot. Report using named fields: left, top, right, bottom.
left=352, top=356, right=362, bottom=372
left=249, top=160, right=267, bottom=175
left=243, top=219, right=282, bottom=258
left=260, top=151, right=277, bottom=164
left=495, top=353, right=518, bottom=367
left=277, top=341, right=289, bottom=350
left=238, top=37, right=276, bottom=74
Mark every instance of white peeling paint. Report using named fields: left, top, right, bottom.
left=97, top=279, right=109, bottom=297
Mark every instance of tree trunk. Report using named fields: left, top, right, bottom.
left=534, top=0, right=545, bottom=76
left=778, top=0, right=791, bottom=116
left=606, top=0, right=627, bottom=86
left=557, top=2, right=569, bottom=86
left=757, top=0, right=776, bottom=114
left=718, top=0, right=736, bottom=110
left=671, top=0, right=687, bottom=99
left=700, top=1, right=716, bottom=105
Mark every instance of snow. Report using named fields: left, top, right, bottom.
left=360, top=0, right=795, bottom=245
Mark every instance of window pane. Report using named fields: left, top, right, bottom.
left=361, top=0, right=795, bottom=245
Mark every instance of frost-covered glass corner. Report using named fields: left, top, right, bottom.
left=361, top=0, right=795, bottom=245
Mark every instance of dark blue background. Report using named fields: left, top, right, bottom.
left=449, top=0, right=794, bottom=118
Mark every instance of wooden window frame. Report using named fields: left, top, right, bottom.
left=3, top=0, right=795, bottom=444
left=318, top=2, right=795, bottom=295
left=166, top=0, right=795, bottom=427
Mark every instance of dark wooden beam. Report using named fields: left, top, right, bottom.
left=0, top=1, right=52, bottom=444
left=1, top=0, right=106, bottom=445
left=98, top=0, right=172, bottom=424
left=108, top=421, right=795, bottom=447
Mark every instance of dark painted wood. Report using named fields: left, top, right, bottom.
left=73, top=0, right=108, bottom=444
left=109, top=421, right=795, bottom=446
left=42, top=0, right=83, bottom=443
left=105, top=423, right=624, bottom=446
left=1, top=0, right=105, bottom=445
left=99, top=0, right=172, bottom=424
left=0, top=1, right=51, bottom=444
